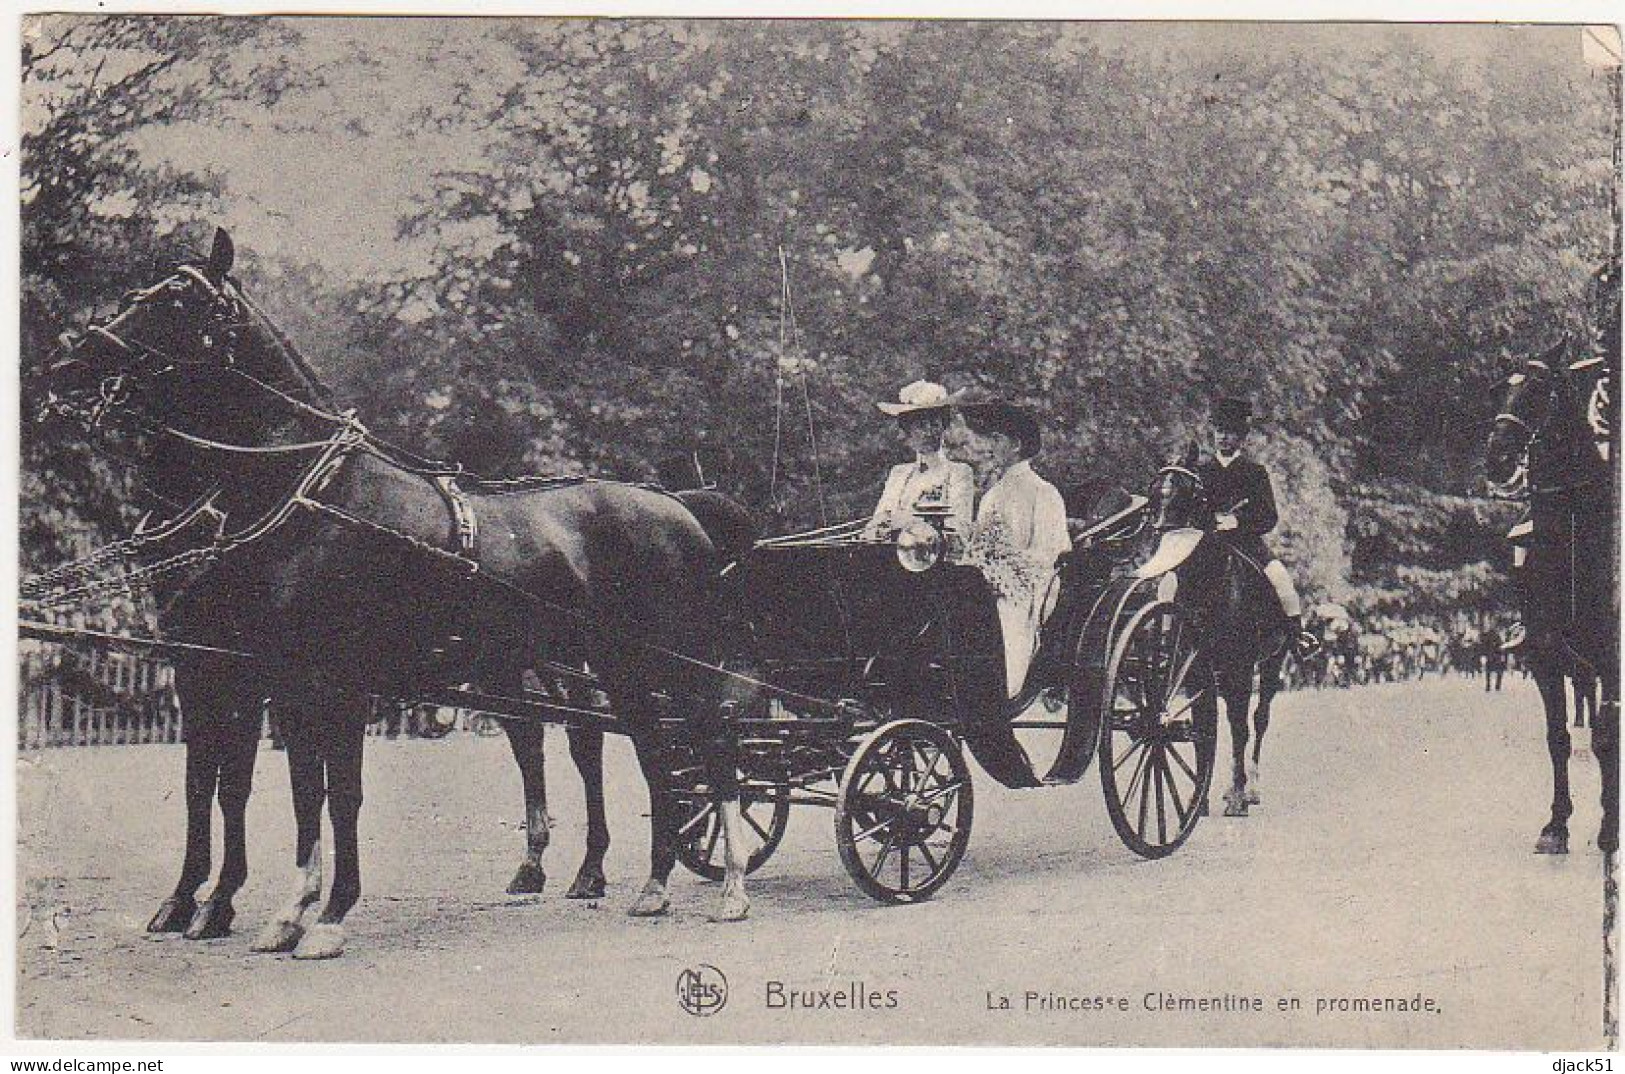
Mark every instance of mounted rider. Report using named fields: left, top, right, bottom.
left=863, top=379, right=975, bottom=543
left=1198, top=397, right=1320, bottom=660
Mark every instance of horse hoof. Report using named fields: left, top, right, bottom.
left=292, top=922, right=346, bottom=960
left=1222, top=795, right=1249, bottom=818
left=183, top=898, right=235, bottom=940
left=250, top=918, right=305, bottom=954
left=145, top=895, right=197, bottom=934
left=506, top=862, right=547, bottom=896
left=1244, top=790, right=1261, bottom=806
left=1535, top=831, right=1570, bottom=855
left=711, top=884, right=750, bottom=923
left=627, top=882, right=670, bottom=918
left=565, top=872, right=607, bottom=900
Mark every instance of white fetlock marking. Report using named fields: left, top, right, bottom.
left=250, top=918, right=304, bottom=953
left=526, top=807, right=552, bottom=862
left=715, top=876, right=751, bottom=922
left=280, top=838, right=323, bottom=921
left=257, top=839, right=323, bottom=948
left=292, top=922, right=345, bottom=960
left=718, top=799, right=749, bottom=880
left=712, top=800, right=752, bottom=922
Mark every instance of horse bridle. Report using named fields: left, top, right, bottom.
left=1486, top=359, right=1602, bottom=499
left=1152, top=464, right=1208, bottom=527
left=52, top=266, right=350, bottom=450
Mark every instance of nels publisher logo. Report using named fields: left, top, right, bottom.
left=676, top=964, right=728, bottom=1017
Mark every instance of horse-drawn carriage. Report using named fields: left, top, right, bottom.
left=23, top=454, right=1222, bottom=909
left=665, top=498, right=1219, bottom=899
left=25, top=229, right=1225, bottom=953
left=24, top=463, right=1222, bottom=914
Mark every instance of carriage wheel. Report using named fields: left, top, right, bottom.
left=674, top=776, right=792, bottom=881
left=1099, top=599, right=1216, bottom=859
left=835, top=719, right=974, bottom=903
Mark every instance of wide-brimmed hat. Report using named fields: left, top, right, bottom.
left=954, top=390, right=1042, bottom=459
left=1212, top=396, right=1253, bottom=434
left=877, top=379, right=953, bottom=417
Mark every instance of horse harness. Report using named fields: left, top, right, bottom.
left=22, top=413, right=572, bottom=617
left=25, top=412, right=809, bottom=706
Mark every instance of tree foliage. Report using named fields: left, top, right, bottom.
left=19, top=18, right=1619, bottom=629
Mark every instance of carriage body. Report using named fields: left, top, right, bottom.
left=666, top=497, right=1219, bottom=901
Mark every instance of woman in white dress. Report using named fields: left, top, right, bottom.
left=949, top=396, right=1072, bottom=698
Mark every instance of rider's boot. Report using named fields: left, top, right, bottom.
left=1287, top=615, right=1320, bottom=660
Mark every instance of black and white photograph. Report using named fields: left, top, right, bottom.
left=12, top=10, right=1622, bottom=1052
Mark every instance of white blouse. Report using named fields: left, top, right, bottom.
left=864, top=450, right=976, bottom=539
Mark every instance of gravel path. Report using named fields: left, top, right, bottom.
left=15, top=676, right=1611, bottom=1047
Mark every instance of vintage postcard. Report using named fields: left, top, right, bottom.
left=12, top=10, right=1621, bottom=1054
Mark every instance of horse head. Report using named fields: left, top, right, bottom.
left=1484, top=332, right=1604, bottom=498
left=44, top=227, right=338, bottom=452
left=1484, top=357, right=1555, bottom=497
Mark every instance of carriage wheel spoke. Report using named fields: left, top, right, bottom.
left=1113, top=735, right=1149, bottom=774
left=1164, top=648, right=1199, bottom=706
left=1166, top=616, right=1185, bottom=679
left=918, top=742, right=944, bottom=782
left=1135, top=747, right=1154, bottom=837
left=678, top=802, right=713, bottom=839
left=852, top=812, right=894, bottom=843
left=913, top=779, right=966, bottom=806
left=1122, top=746, right=1154, bottom=818
left=1154, top=750, right=1168, bottom=844
left=871, top=832, right=899, bottom=878
left=1163, top=686, right=1208, bottom=726
left=1164, top=751, right=1192, bottom=829
left=703, top=813, right=722, bottom=863
left=899, top=842, right=911, bottom=890
left=1166, top=739, right=1199, bottom=785
left=743, top=808, right=773, bottom=844
left=917, top=839, right=940, bottom=876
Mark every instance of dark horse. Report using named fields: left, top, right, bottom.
left=42, top=229, right=757, bottom=958
left=1485, top=339, right=1618, bottom=856
left=1148, top=449, right=1289, bottom=817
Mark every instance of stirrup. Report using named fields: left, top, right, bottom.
left=1293, top=631, right=1321, bottom=660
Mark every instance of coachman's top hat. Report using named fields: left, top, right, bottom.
left=1212, top=397, right=1253, bottom=434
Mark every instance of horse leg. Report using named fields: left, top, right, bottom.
left=565, top=728, right=610, bottom=899
left=1576, top=674, right=1596, bottom=730
left=1596, top=693, right=1618, bottom=854
left=627, top=732, right=675, bottom=918
left=1222, top=678, right=1251, bottom=817
left=502, top=718, right=551, bottom=896
left=184, top=700, right=263, bottom=939
left=148, top=668, right=227, bottom=933
left=293, top=714, right=366, bottom=959
left=251, top=704, right=326, bottom=953
left=699, top=705, right=748, bottom=922
left=1532, top=660, right=1573, bottom=854
left=1247, top=667, right=1279, bottom=808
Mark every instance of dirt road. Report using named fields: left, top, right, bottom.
left=15, top=676, right=1612, bottom=1047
